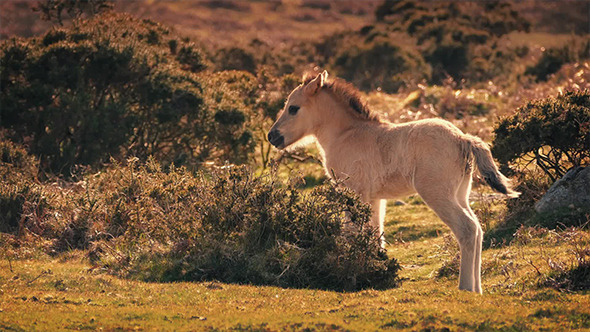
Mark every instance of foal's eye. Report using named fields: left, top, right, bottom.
left=288, top=105, right=300, bottom=115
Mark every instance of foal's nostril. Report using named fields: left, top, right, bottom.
left=267, top=129, right=279, bottom=140
left=267, top=129, right=284, bottom=147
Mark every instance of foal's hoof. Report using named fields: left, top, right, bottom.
left=458, top=286, right=483, bottom=294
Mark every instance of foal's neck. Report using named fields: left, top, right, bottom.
left=312, top=91, right=367, bottom=150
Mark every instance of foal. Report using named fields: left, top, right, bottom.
left=267, top=71, right=518, bottom=293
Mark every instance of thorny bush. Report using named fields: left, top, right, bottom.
left=0, top=138, right=42, bottom=234
left=0, top=12, right=260, bottom=174
left=493, top=90, right=590, bottom=183
left=373, top=1, right=530, bottom=85
left=93, top=161, right=401, bottom=291
left=0, top=145, right=401, bottom=291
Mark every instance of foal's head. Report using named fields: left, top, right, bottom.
left=267, top=71, right=329, bottom=149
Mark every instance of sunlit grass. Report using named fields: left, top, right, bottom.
left=2, top=197, right=589, bottom=331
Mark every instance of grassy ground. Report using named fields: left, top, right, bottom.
left=2, top=198, right=589, bottom=331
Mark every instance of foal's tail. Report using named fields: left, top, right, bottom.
left=466, top=136, right=520, bottom=198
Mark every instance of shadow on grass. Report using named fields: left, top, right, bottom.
left=484, top=207, right=590, bottom=249
left=386, top=225, right=441, bottom=243
left=111, top=248, right=403, bottom=294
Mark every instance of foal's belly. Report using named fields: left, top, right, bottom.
left=325, top=160, right=413, bottom=200
left=373, top=172, right=414, bottom=199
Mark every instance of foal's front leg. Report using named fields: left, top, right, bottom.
left=367, top=199, right=386, bottom=248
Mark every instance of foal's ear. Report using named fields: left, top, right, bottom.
left=303, top=70, right=328, bottom=96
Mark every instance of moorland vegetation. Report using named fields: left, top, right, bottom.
left=1, top=1, right=589, bottom=330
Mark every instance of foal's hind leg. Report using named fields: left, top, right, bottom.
left=456, top=175, right=483, bottom=294
left=415, top=184, right=481, bottom=293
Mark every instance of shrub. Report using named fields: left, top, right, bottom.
left=0, top=178, right=40, bottom=234
left=0, top=139, right=57, bottom=236
left=195, top=70, right=259, bottom=164
left=0, top=153, right=401, bottom=290
left=214, top=47, right=257, bottom=74
left=33, top=0, right=113, bottom=25
left=89, top=163, right=401, bottom=291
left=378, top=1, right=530, bottom=39
left=476, top=2, right=530, bottom=37
left=485, top=91, right=590, bottom=245
left=525, top=41, right=590, bottom=82
left=0, top=139, right=37, bottom=233
left=175, top=42, right=208, bottom=72
left=0, top=137, right=39, bottom=184
left=376, top=0, right=417, bottom=22
left=492, top=90, right=590, bottom=182
left=211, top=38, right=313, bottom=80
left=318, top=33, right=430, bottom=93
left=373, top=1, right=529, bottom=85
left=525, top=47, right=575, bottom=82
left=422, top=38, right=469, bottom=84
left=196, top=69, right=300, bottom=168
left=0, top=13, right=256, bottom=174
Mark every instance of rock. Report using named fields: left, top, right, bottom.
left=393, top=200, right=406, bottom=206
left=534, top=167, right=590, bottom=213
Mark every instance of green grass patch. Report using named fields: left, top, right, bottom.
left=1, top=202, right=590, bottom=330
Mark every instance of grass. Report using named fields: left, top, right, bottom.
left=2, top=199, right=589, bottom=331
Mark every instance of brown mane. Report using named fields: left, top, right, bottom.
left=302, top=74, right=382, bottom=122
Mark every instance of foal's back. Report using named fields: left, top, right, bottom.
left=326, top=118, right=471, bottom=200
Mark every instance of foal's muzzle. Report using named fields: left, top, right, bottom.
left=267, top=129, right=285, bottom=148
